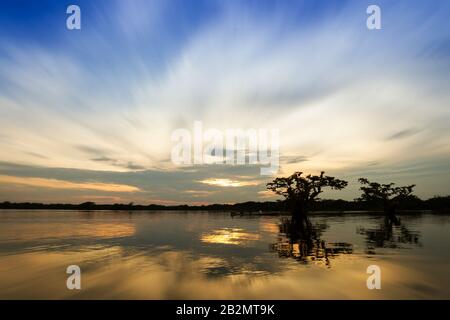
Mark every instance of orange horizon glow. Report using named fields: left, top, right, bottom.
left=0, top=175, right=141, bottom=193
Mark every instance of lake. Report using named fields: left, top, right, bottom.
left=0, top=210, right=449, bottom=299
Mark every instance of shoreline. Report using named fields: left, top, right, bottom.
left=0, top=208, right=445, bottom=215
left=1, top=198, right=449, bottom=213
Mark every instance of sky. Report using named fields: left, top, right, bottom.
left=0, top=0, right=450, bottom=204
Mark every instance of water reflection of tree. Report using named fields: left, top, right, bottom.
left=357, top=216, right=421, bottom=254
left=270, top=217, right=353, bottom=267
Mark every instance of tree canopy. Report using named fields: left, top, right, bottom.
left=356, top=178, right=416, bottom=216
left=267, top=171, right=348, bottom=217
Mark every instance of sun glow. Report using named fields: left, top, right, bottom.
left=199, top=178, right=259, bottom=188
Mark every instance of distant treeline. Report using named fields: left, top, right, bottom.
left=1, top=195, right=450, bottom=212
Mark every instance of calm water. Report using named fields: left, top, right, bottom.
left=0, top=210, right=449, bottom=299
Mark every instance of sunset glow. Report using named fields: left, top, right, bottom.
left=0, top=175, right=140, bottom=193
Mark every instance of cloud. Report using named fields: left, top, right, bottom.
left=0, top=1, right=450, bottom=203
left=24, top=151, right=48, bottom=159
left=182, top=190, right=216, bottom=198
left=281, top=155, right=309, bottom=164
left=386, top=128, right=422, bottom=141
left=0, top=174, right=140, bottom=193
left=91, top=156, right=146, bottom=171
left=125, top=162, right=146, bottom=170
left=91, top=156, right=114, bottom=162
left=0, top=161, right=267, bottom=203
left=199, top=178, right=260, bottom=188
left=257, top=190, right=278, bottom=199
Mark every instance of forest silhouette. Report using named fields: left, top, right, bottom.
left=1, top=171, right=449, bottom=214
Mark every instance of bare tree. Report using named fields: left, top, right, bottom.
left=267, top=171, right=348, bottom=221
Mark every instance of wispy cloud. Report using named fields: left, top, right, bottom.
left=0, top=175, right=140, bottom=192
left=91, top=156, right=146, bottom=171
left=386, top=128, right=422, bottom=141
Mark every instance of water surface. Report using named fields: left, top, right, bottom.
left=0, top=210, right=449, bottom=299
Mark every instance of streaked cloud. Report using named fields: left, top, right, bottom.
left=182, top=190, right=216, bottom=197
left=91, top=156, right=146, bottom=171
left=257, top=190, right=278, bottom=199
left=386, top=128, right=422, bottom=141
left=0, top=175, right=140, bottom=193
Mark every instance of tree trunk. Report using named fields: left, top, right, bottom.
left=291, top=202, right=310, bottom=228
left=384, top=201, right=400, bottom=225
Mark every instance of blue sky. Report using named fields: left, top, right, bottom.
left=0, top=0, right=450, bottom=204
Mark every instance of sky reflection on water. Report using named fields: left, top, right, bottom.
left=0, top=210, right=449, bottom=299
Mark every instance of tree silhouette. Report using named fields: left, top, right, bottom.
left=267, top=171, right=348, bottom=222
left=356, top=178, right=416, bottom=220
left=79, top=201, right=96, bottom=210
